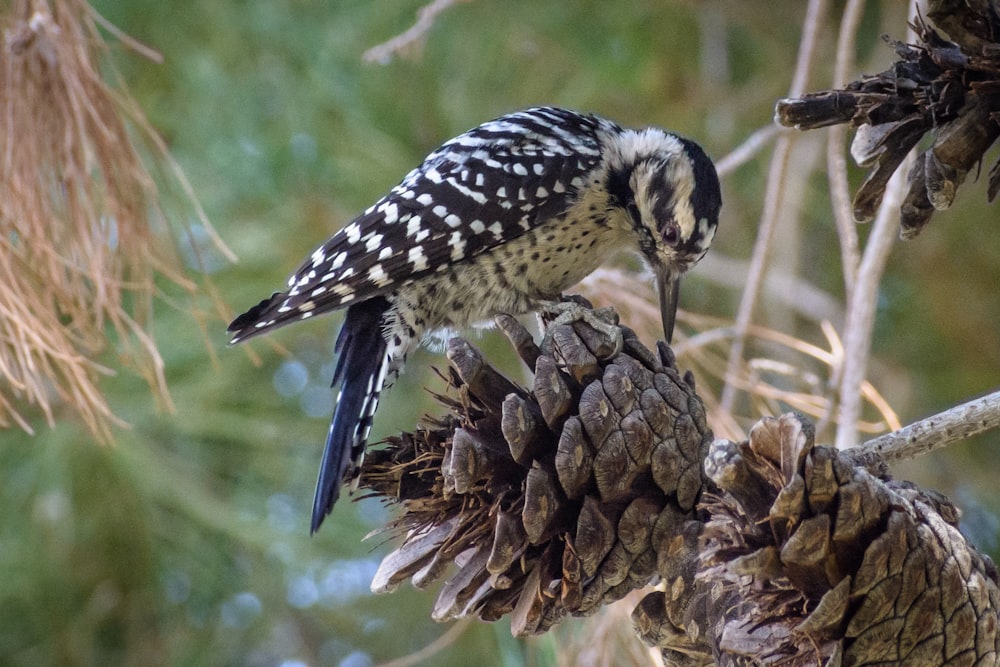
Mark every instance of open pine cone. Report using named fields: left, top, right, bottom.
left=775, top=2, right=1000, bottom=237
left=677, top=413, right=1000, bottom=666
left=359, top=306, right=712, bottom=636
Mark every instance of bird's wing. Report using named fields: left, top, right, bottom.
left=228, top=107, right=611, bottom=342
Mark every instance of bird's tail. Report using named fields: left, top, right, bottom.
left=310, top=297, right=390, bottom=534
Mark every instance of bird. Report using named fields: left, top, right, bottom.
left=228, top=106, right=722, bottom=533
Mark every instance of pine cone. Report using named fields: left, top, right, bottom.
left=774, top=4, right=1000, bottom=237
left=358, top=305, right=713, bottom=637
left=669, top=412, right=1000, bottom=666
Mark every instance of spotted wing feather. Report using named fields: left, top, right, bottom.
left=228, top=108, right=613, bottom=343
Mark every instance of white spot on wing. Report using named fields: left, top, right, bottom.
left=383, top=203, right=399, bottom=224
left=448, top=231, right=466, bottom=261
left=344, top=223, right=361, bottom=244
left=445, top=178, right=488, bottom=204
left=408, top=245, right=428, bottom=271
left=367, top=264, right=387, bottom=285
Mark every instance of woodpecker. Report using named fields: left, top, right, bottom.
left=228, top=107, right=721, bottom=533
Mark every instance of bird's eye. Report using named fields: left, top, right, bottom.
left=661, top=223, right=680, bottom=248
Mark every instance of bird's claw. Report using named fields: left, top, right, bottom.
left=537, top=298, right=623, bottom=359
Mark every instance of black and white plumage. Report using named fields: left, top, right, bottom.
left=228, top=107, right=722, bottom=533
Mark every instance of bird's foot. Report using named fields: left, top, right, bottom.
left=537, top=296, right=623, bottom=358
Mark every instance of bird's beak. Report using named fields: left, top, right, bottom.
left=656, top=267, right=680, bottom=343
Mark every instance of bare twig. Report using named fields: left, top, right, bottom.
left=833, top=9, right=919, bottom=450
left=714, top=124, right=781, bottom=178
left=87, top=3, right=163, bottom=63
left=697, top=252, right=842, bottom=324
left=719, top=0, right=829, bottom=414
left=834, top=162, right=906, bottom=450
left=827, top=0, right=865, bottom=299
left=850, top=388, right=1000, bottom=469
left=363, top=0, right=471, bottom=64
left=375, top=617, right=473, bottom=667
left=718, top=135, right=791, bottom=414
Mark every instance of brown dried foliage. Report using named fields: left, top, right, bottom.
left=775, top=2, right=1000, bottom=238
left=1, top=1, right=228, bottom=439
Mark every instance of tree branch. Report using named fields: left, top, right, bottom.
left=826, top=0, right=865, bottom=299
left=850, top=388, right=1000, bottom=470
left=720, top=0, right=830, bottom=413
left=363, top=0, right=471, bottom=64
left=834, top=161, right=906, bottom=450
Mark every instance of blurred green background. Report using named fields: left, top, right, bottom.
left=3, top=1, right=999, bottom=665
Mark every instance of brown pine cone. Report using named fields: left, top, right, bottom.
left=672, top=413, right=1000, bottom=666
left=774, top=4, right=1000, bottom=237
left=358, top=305, right=713, bottom=637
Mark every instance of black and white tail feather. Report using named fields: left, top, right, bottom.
left=311, top=298, right=389, bottom=533
left=228, top=106, right=721, bottom=534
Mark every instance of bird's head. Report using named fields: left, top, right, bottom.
left=604, top=128, right=722, bottom=342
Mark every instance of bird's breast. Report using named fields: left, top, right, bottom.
left=390, top=211, right=625, bottom=334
